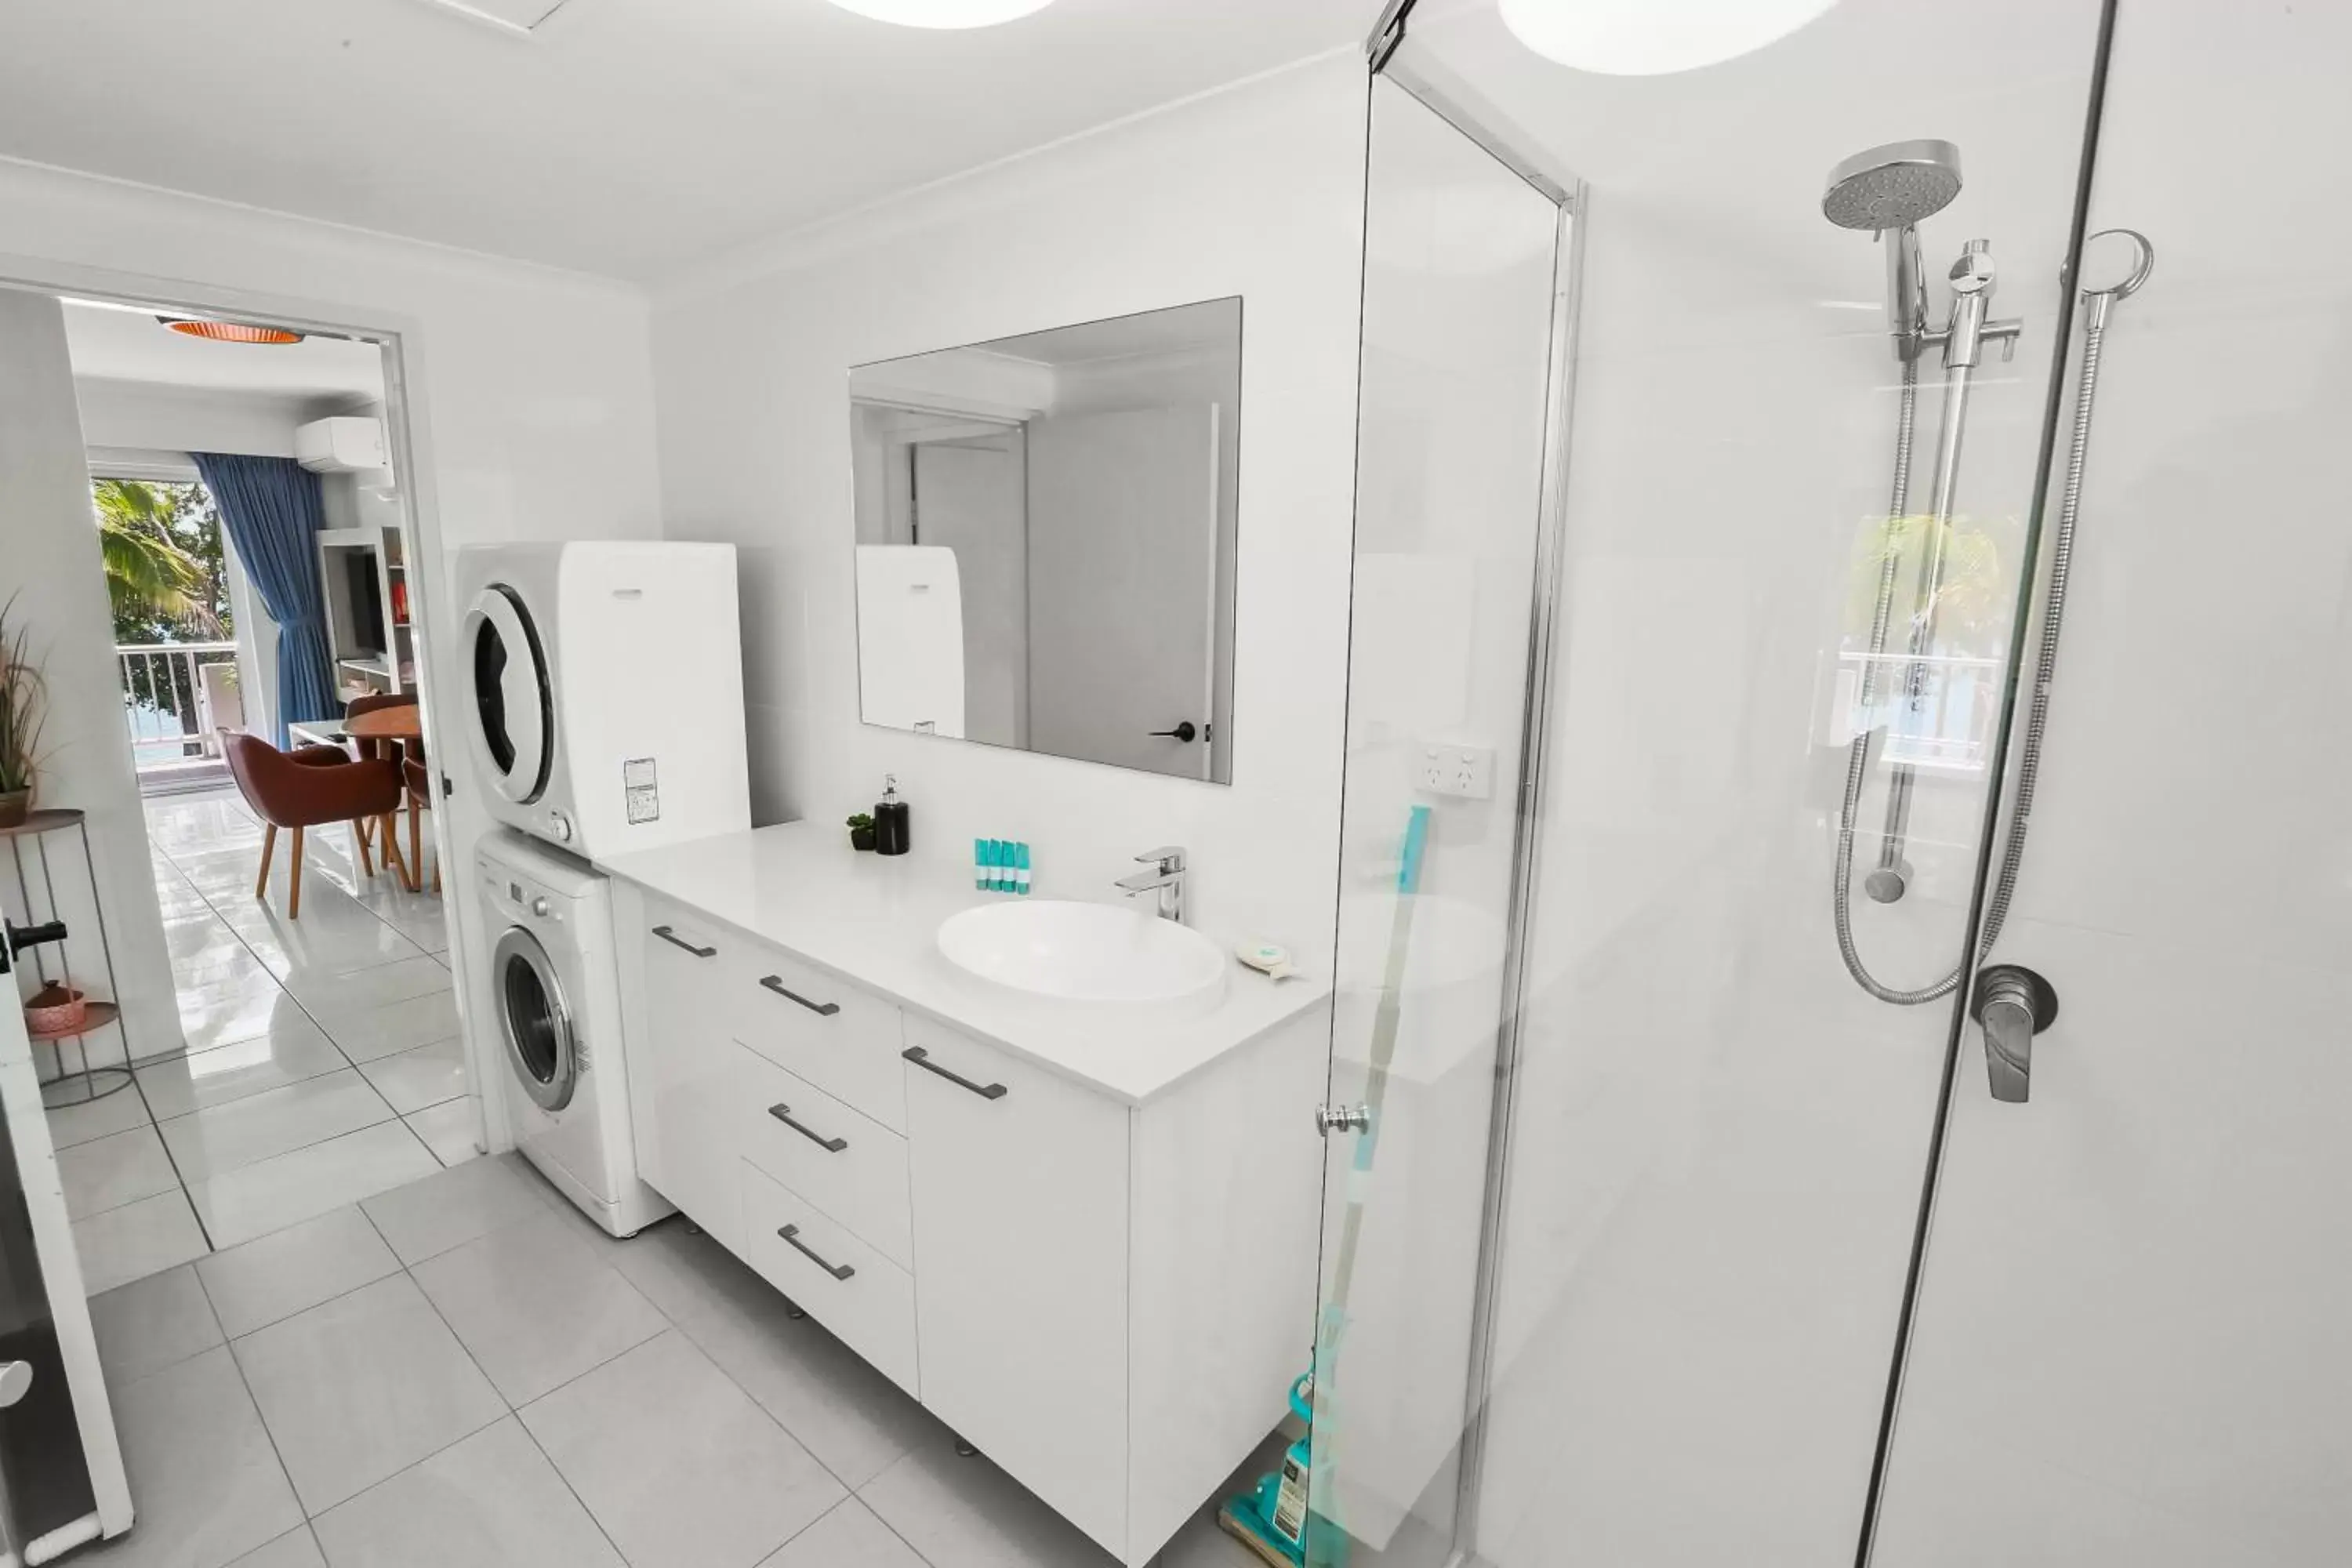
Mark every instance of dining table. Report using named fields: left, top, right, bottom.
left=343, top=703, right=428, bottom=893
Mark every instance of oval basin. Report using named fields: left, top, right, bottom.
left=937, top=900, right=1227, bottom=1014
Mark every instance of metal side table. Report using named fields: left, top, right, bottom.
left=1, top=811, right=132, bottom=1109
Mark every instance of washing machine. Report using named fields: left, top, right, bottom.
left=477, top=829, right=672, bottom=1236
left=456, top=542, right=750, bottom=861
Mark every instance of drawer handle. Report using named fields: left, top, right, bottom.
left=902, top=1044, right=1008, bottom=1101
left=760, top=975, right=841, bottom=1016
left=767, top=1102, right=848, bottom=1153
left=778, top=1224, right=855, bottom=1280
left=651, top=925, right=716, bottom=958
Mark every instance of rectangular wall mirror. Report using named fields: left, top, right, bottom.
left=848, top=296, right=1240, bottom=784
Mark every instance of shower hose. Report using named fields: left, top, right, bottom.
left=1832, top=234, right=2148, bottom=1005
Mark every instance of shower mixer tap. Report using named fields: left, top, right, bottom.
left=1920, top=239, right=2024, bottom=369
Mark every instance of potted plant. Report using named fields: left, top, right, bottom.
left=0, top=596, right=43, bottom=829
left=846, top=811, right=877, bottom=851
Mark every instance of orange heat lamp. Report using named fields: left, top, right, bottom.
left=158, top=317, right=304, bottom=345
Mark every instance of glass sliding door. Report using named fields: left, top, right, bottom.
left=1870, top=3, right=2352, bottom=1560
left=1307, top=67, right=1572, bottom=1568
left=1313, top=2, right=2107, bottom=1564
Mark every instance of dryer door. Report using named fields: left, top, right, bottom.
left=466, top=584, right=554, bottom=805
left=492, top=926, right=579, bottom=1113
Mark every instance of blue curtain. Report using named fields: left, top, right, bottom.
left=192, top=454, right=337, bottom=746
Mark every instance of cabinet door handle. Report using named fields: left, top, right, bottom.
left=760, top=975, right=841, bottom=1016
left=902, top=1044, right=1009, bottom=1101
left=651, top=925, right=716, bottom=958
left=768, top=1102, right=848, bottom=1152
left=778, top=1224, right=855, bottom=1280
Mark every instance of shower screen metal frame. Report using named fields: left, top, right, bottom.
left=1338, top=4, right=1588, bottom=1562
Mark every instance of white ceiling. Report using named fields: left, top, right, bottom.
left=0, top=0, right=1370, bottom=281
left=63, top=302, right=388, bottom=401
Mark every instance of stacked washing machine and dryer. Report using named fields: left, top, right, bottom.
left=456, top=542, right=749, bottom=1236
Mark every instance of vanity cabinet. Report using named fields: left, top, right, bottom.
left=612, top=878, right=1327, bottom=1566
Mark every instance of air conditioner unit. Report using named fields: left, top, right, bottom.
left=295, top=416, right=387, bottom=476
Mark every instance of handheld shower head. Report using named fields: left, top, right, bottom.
left=1822, top=140, right=1963, bottom=231
left=1825, top=140, right=1964, bottom=356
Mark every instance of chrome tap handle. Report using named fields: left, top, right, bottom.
left=1970, top=964, right=2059, bottom=1104
left=1135, top=846, right=1185, bottom=869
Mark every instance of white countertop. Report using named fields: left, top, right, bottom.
left=596, top=822, right=1329, bottom=1106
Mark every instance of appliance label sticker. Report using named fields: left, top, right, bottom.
left=624, top=758, right=660, bottom=824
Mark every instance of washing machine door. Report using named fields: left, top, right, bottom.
left=492, top=926, right=578, bottom=1113
left=465, top=583, right=554, bottom=806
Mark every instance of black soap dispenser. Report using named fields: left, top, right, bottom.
left=873, top=774, right=910, bottom=857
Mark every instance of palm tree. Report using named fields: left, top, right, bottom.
left=93, top=479, right=220, bottom=636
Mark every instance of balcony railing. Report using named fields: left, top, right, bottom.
left=118, top=641, right=240, bottom=775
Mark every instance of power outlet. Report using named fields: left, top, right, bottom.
left=1416, top=742, right=1495, bottom=800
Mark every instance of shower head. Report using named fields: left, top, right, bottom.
left=1821, top=140, right=1963, bottom=231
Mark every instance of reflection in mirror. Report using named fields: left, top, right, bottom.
left=849, top=297, right=1240, bottom=784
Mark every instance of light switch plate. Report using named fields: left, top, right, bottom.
left=1416, top=742, right=1495, bottom=800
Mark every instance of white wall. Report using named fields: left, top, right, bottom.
left=0, top=157, right=664, bottom=1124
left=652, top=56, right=1366, bottom=966
left=72, top=379, right=320, bottom=459
left=0, top=291, right=183, bottom=1069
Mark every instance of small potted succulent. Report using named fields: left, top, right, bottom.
left=0, top=596, right=43, bottom=829
left=846, top=811, right=878, bottom=852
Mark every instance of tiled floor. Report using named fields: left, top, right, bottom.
left=49, top=789, right=466, bottom=1294
left=78, top=1154, right=1269, bottom=1568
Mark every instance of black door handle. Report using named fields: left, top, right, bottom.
left=1149, top=721, right=1199, bottom=742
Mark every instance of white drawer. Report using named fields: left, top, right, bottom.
left=736, top=1045, right=913, bottom=1269
left=732, top=948, right=906, bottom=1134
left=740, top=1160, right=919, bottom=1397
left=630, top=897, right=746, bottom=1245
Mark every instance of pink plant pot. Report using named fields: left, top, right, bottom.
left=24, top=985, right=85, bottom=1036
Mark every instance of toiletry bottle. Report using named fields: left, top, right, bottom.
left=973, top=838, right=989, bottom=891
left=876, top=775, right=910, bottom=856
left=1014, top=842, right=1032, bottom=895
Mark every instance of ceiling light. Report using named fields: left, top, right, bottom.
left=824, top=0, right=1054, bottom=29
left=158, top=317, right=306, bottom=345
left=1499, top=0, right=1838, bottom=75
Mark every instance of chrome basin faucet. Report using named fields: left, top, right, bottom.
left=1116, top=847, right=1186, bottom=925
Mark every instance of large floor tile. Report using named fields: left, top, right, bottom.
left=312, top=1417, right=625, bottom=1568
left=610, top=1221, right=934, bottom=1490
left=180, top=985, right=314, bottom=1058
left=862, top=1427, right=1122, bottom=1568
left=78, top=1346, right=303, bottom=1568
left=324, top=989, right=462, bottom=1063
left=404, top=1098, right=481, bottom=1167
left=136, top=1020, right=346, bottom=1121
left=227, top=1530, right=326, bottom=1568
left=231, top=1273, right=505, bottom=1515
left=757, top=1499, right=927, bottom=1568
left=192, top=1121, right=440, bottom=1250
left=71, top=1189, right=211, bottom=1296
left=45, top=1081, right=154, bottom=1149
left=89, top=1262, right=223, bottom=1388
left=412, top=1210, right=667, bottom=1405
left=354, top=1036, right=466, bottom=1115
left=521, top=1330, right=844, bottom=1568
left=288, top=955, right=450, bottom=1023
left=360, top=1152, right=546, bottom=1265
left=246, top=919, right=425, bottom=983
left=59, top=1123, right=181, bottom=1221
left=162, top=1069, right=397, bottom=1183
left=198, top=1205, right=401, bottom=1339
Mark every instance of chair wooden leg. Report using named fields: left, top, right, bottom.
left=256, top=824, right=277, bottom=900
left=354, top=818, right=375, bottom=877
left=380, top=812, right=410, bottom=891
left=288, top=826, right=305, bottom=919
left=409, top=804, right=423, bottom=895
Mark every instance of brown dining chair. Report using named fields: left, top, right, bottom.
left=343, top=692, right=419, bottom=878
left=223, top=733, right=407, bottom=918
